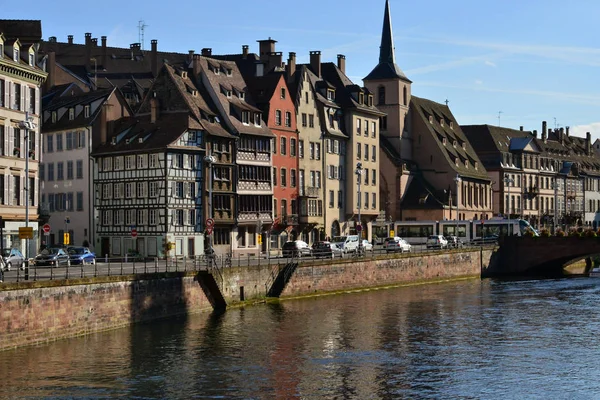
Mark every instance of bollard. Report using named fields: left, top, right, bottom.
left=155, top=257, right=158, bottom=273
left=66, top=258, right=70, bottom=280
left=108, top=259, right=111, bottom=276
left=105, top=254, right=108, bottom=263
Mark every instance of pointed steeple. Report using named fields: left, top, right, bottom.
left=379, top=0, right=395, bottom=64
left=364, top=0, right=411, bottom=83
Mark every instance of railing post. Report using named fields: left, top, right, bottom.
left=94, top=258, right=97, bottom=277
left=184, top=256, right=187, bottom=272
left=155, top=257, right=158, bottom=273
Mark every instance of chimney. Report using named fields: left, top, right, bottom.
left=337, top=54, right=346, bottom=74
left=68, top=35, right=73, bottom=44
left=257, top=38, right=277, bottom=61
left=542, top=121, right=547, bottom=137
left=85, top=32, right=92, bottom=70
left=560, top=127, right=565, bottom=145
left=150, top=96, right=159, bottom=124
left=242, top=45, right=249, bottom=59
left=310, top=51, right=321, bottom=77
left=49, top=36, right=57, bottom=43
left=519, top=126, right=523, bottom=131
left=188, top=50, right=195, bottom=62
left=201, top=48, right=212, bottom=56
left=47, top=51, right=56, bottom=89
left=587, top=132, right=592, bottom=155
left=151, top=39, right=158, bottom=77
left=542, top=129, right=547, bottom=143
left=566, top=126, right=570, bottom=136
left=101, top=36, right=107, bottom=68
left=268, top=51, right=282, bottom=70
left=192, top=54, right=201, bottom=77
left=91, top=38, right=98, bottom=47
left=533, top=129, right=537, bottom=138
left=100, top=103, right=108, bottom=144
left=287, top=52, right=296, bottom=83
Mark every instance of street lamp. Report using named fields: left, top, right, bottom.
left=504, top=174, right=515, bottom=235
left=551, top=178, right=559, bottom=233
left=204, top=154, right=216, bottom=254
left=454, top=174, right=461, bottom=237
left=355, top=162, right=363, bottom=253
left=19, top=112, right=36, bottom=275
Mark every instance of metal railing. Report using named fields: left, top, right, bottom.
left=0, top=242, right=496, bottom=284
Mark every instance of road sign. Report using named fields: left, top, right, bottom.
left=356, top=225, right=363, bottom=232
left=131, top=228, right=138, bottom=238
left=389, top=229, right=395, bottom=237
left=206, top=218, right=215, bottom=228
left=63, top=232, right=70, bottom=244
left=206, top=227, right=213, bottom=235
left=43, top=224, right=51, bottom=234
left=258, top=234, right=263, bottom=245
left=19, top=227, right=34, bottom=239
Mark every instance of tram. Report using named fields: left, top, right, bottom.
left=393, top=218, right=538, bottom=245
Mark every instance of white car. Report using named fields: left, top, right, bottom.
left=385, top=237, right=412, bottom=253
left=360, top=240, right=373, bottom=251
left=426, top=235, right=448, bottom=249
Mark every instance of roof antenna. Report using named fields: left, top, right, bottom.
left=498, top=111, right=503, bottom=126
left=138, top=20, right=148, bottom=50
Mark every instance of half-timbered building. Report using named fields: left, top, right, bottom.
left=192, top=54, right=274, bottom=256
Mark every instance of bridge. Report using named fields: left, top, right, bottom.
left=484, top=236, right=600, bottom=277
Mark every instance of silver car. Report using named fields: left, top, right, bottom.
left=1, top=248, right=25, bottom=271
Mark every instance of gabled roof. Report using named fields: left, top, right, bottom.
left=402, top=172, right=449, bottom=210
left=509, top=136, right=541, bottom=153
left=411, top=96, right=489, bottom=180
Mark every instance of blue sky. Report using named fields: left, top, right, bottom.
left=9, top=0, right=600, bottom=140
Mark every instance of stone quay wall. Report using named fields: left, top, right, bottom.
left=0, top=249, right=492, bottom=351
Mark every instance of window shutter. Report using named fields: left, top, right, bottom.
left=8, top=126, right=13, bottom=154
left=34, top=177, right=38, bottom=206
left=20, top=85, right=25, bottom=111
left=184, top=209, right=189, bottom=225
left=4, top=126, right=9, bottom=156
left=21, top=176, right=25, bottom=206
left=4, top=174, right=9, bottom=205
left=4, top=82, right=9, bottom=108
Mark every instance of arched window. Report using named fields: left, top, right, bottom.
left=378, top=86, right=385, bottom=105
left=403, top=86, right=407, bottom=105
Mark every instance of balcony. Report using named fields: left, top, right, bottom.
left=298, top=214, right=323, bottom=225
left=212, top=180, right=232, bottom=192
left=281, top=214, right=299, bottom=226
left=237, top=212, right=273, bottom=225
left=213, top=209, right=234, bottom=223
left=299, top=186, right=320, bottom=198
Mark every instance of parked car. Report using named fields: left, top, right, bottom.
left=282, top=240, right=311, bottom=258
left=1, top=248, right=25, bottom=271
left=426, top=235, right=448, bottom=249
left=385, top=237, right=412, bottom=253
left=312, top=241, right=343, bottom=259
left=360, top=239, right=374, bottom=251
left=67, top=247, right=96, bottom=265
left=332, top=235, right=360, bottom=253
left=34, top=247, right=69, bottom=267
left=446, top=236, right=464, bottom=248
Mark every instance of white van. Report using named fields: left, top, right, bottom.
left=332, top=235, right=360, bottom=253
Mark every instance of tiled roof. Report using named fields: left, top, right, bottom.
left=411, top=96, right=489, bottom=181
left=194, top=56, right=274, bottom=137
left=42, top=88, right=116, bottom=132
left=0, top=20, right=42, bottom=42
left=402, top=172, right=448, bottom=209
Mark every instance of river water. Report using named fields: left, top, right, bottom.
left=2, top=277, right=600, bottom=399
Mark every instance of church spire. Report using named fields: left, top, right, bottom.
left=379, top=0, right=395, bottom=65
left=364, top=0, right=411, bottom=82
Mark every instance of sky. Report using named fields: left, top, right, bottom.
left=7, top=0, right=600, bottom=140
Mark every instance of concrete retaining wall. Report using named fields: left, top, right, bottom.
left=0, top=249, right=492, bottom=351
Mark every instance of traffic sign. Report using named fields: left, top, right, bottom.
left=206, top=218, right=215, bottom=228
left=258, top=234, right=263, bottom=245
left=131, top=228, right=138, bottom=238
left=206, top=227, right=213, bottom=235
left=63, top=232, right=70, bottom=244
left=389, top=229, right=395, bottom=237
left=42, top=224, right=51, bottom=234
left=356, top=225, right=363, bottom=232
left=19, top=227, right=34, bottom=239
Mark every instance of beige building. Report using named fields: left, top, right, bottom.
left=0, top=21, right=47, bottom=258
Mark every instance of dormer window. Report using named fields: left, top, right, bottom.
left=69, top=108, right=74, bottom=120
left=241, top=111, right=250, bottom=125
left=368, top=95, right=373, bottom=107
left=181, top=71, right=188, bottom=79
left=0, top=37, right=3, bottom=59
left=455, top=158, right=459, bottom=167
left=254, top=113, right=262, bottom=126
left=428, top=115, right=433, bottom=123
left=226, top=68, right=232, bottom=76
left=239, top=91, right=245, bottom=100
left=214, top=66, right=219, bottom=75
left=475, top=162, right=479, bottom=170
left=51, top=111, right=57, bottom=123
left=327, top=89, right=335, bottom=101
left=462, top=142, right=466, bottom=150
left=442, top=137, right=447, bottom=145
left=464, top=160, right=469, bottom=168
left=280, top=87, right=286, bottom=99
left=84, top=105, right=90, bottom=118
left=359, top=92, right=364, bottom=105
left=440, top=119, right=444, bottom=127
left=450, top=121, right=454, bottom=129
left=226, top=90, right=231, bottom=98
left=453, top=140, right=457, bottom=148
left=28, top=52, right=34, bottom=67
left=13, top=47, right=19, bottom=62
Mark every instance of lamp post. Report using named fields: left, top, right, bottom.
left=355, top=162, right=363, bottom=253
left=204, top=154, right=216, bottom=254
left=504, top=174, right=515, bottom=235
left=454, top=174, right=461, bottom=237
left=19, top=112, right=36, bottom=277
left=552, top=178, right=559, bottom=233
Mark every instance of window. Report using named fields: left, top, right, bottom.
left=176, top=181, right=184, bottom=198
left=272, top=167, right=277, bottom=186
left=315, top=143, right=321, bottom=160
left=316, top=171, right=321, bottom=188
left=309, top=114, right=314, bottom=128
left=51, top=112, right=57, bottom=123
left=378, top=86, right=385, bottom=105
left=371, top=121, right=376, bottom=138
left=125, top=183, right=133, bottom=199
left=364, top=144, right=369, bottom=161
left=137, top=182, right=147, bottom=198
left=150, top=154, right=159, bottom=168
left=299, top=140, right=304, bottom=158
left=275, top=110, right=282, bottom=125
left=149, top=181, right=159, bottom=197
left=280, top=137, right=287, bottom=155
left=28, top=87, right=35, bottom=114
left=47, top=163, right=54, bottom=181
left=69, top=108, right=74, bottom=120
left=254, top=113, right=262, bottom=126
left=364, top=169, right=369, bottom=185
left=305, top=92, right=309, bottom=104
left=291, top=169, right=296, bottom=187
left=67, top=161, right=74, bottom=180
left=84, top=105, right=90, bottom=118
left=302, top=113, right=307, bottom=127
left=327, top=89, right=335, bottom=101
left=149, top=209, right=157, bottom=225
left=57, top=162, right=64, bottom=181
left=13, top=48, right=19, bottom=62
left=281, top=168, right=287, bottom=187
left=309, top=142, right=315, bottom=159
left=241, top=111, right=250, bottom=124
left=76, top=160, right=83, bottom=179
left=76, top=192, right=83, bottom=211
left=13, top=83, right=21, bottom=110
left=338, top=190, right=343, bottom=208
left=66, top=132, right=74, bottom=150
left=372, top=193, right=377, bottom=209
left=290, top=138, right=296, bottom=157
left=0, top=79, right=4, bottom=107
left=372, top=170, right=376, bottom=186
left=357, top=143, right=361, bottom=159
left=272, top=137, right=277, bottom=154
left=56, top=133, right=63, bottom=151
left=365, top=193, right=369, bottom=209
left=329, top=190, right=334, bottom=208
left=284, top=111, right=291, bottom=127
left=281, top=87, right=286, bottom=99
left=137, top=154, right=147, bottom=169
left=357, top=118, right=361, bottom=135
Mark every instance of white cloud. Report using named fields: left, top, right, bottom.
left=475, top=80, right=483, bottom=85
left=485, top=60, right=496, bottom=67
left=405, top=52, right=502, bottom=75
left=570, top=123, right=600, bottom=142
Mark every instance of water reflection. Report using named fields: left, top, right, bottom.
left=3, top=278, right=600, bottom=398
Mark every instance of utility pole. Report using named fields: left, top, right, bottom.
left=498, top=111, right=503, bottom=126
